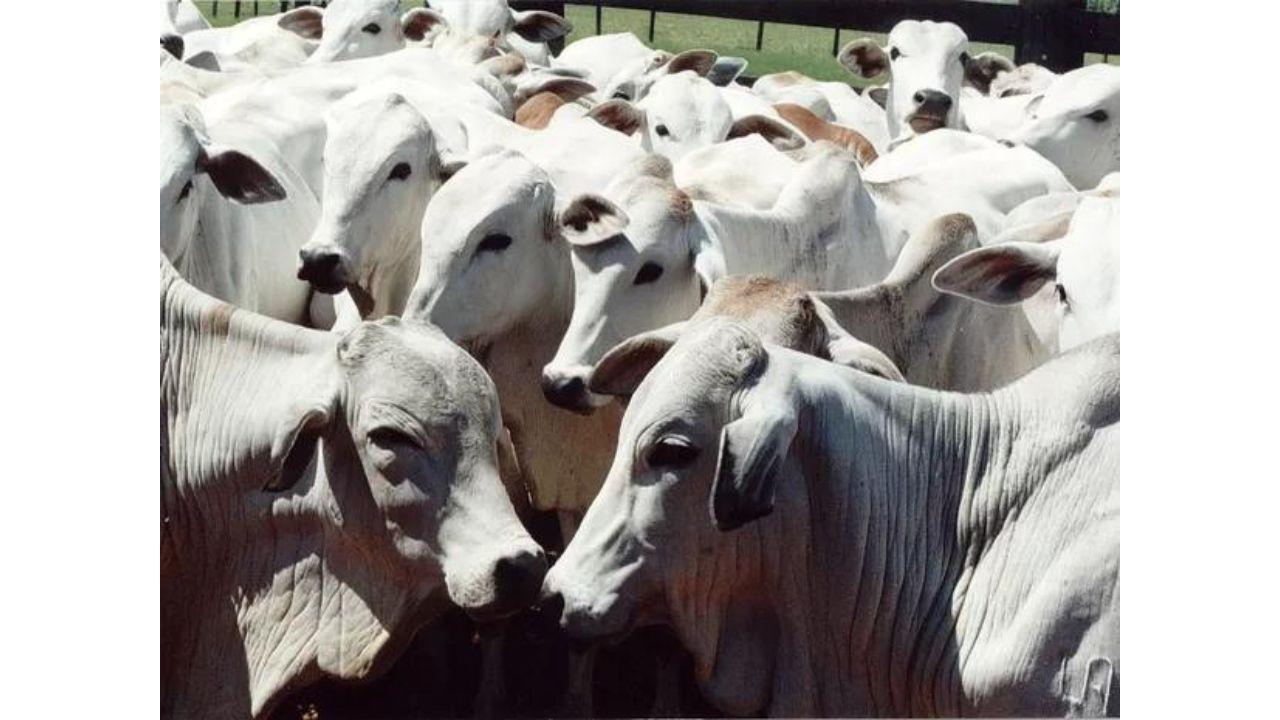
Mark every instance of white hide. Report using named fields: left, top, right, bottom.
left=181, top=8, right=324, bottom=71
left=545, top=318, right=1119, bottom=716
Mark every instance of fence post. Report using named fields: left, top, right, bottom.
left=595, top=2, right=603, bottom=35
left=1017, top=0, right=1087, bottom=72
left=832, top=27, right=840, bottom=56
left=649, top=10, right=657, bottom=43
left=234, top=1, right=241, bottom=18
left=756, top=20, right=765, bottom=51
left=211, top=1, right=219, bottom=17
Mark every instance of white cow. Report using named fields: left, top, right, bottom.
left=161, top=257, right=545, bottom=719
left=160, top=0, right=210, bottom=58
left=553, top=33, right=719, bottom=103
left=541, top=137, right=1072, bottom=410
left=428, top=0, right=572, bottom=67
left=160, top=105, right=319, bottom=325
left=180, top=7, right=324, bottom=71
left=602, top=213, right=1048, bottom=394
left=545, top=318, right=1119, bottom=717
left=586, top=71, right=804, bottom=163
left=403, top=149, right=626, bottom=526
left=304, top=0, right=440, bottom=63
left=1002, top=63, right=1120, bottom=190
left=934, top=194, right=1120, bottom=353
left=838, top=20, right=1011, bottom=146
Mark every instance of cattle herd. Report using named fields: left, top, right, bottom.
left=159, top=0, right=1120, bottom=718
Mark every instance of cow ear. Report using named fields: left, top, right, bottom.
left=964, top=51, right=1015, bottom=94
left=278, top=6, right=324, bottom=41
left=264, top=407, right=330, bottom=493
left=438, top=157, right=467, bottom=185
left=586, top=99, right=645, bottom=136
left=184, top=50, right=221, bottom=72
left=401, top=8, right=447, bottom=43
left=727, top=114, right=806, bottom=151
left=588, top=322, right=687, bottom=397
left=932, top=241, right=1061, bottom=306
left=710, top=405, right=797, bottom=531
left=515, top=76, right=596, bottom=105
left=665, top=49, right=718, bottom=77
left=839, top=39, right=889, bottom=80
left=866, top=86, right=889, bottom=109
left=707, top=56, right=748, bottom=86
left=511, top=10, right=572, bottom=43
left=810, top=296, right=905, bottom=382
left=197, top=147, right=287, bottom=204
left=560, top=194, right=630, bottom=247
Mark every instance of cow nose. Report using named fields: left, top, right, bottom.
left=161, top=33, right=185, bottom=60
left=492, top=548, right=548, bottom=611
left=541, top=372, right=589, bottom=412
left=297, top=249, right=347, bottom=294
left=912, top=89, right=953, bottom=115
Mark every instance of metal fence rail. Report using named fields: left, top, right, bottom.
left=198, top=0, right=1119, bottom=73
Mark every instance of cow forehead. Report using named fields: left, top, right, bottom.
left=326, top=0, right=398, bottom=25
left=425, top=150, right=551, bottom=240
left=434, top=0, right=512, bottom=35
left=341, top=320, right=498, bottom=422
left=627, top=319, right=766, bottom=431
left=889, top=20, right=967, bottom=53
left=327, top=94, right=430, bottom=150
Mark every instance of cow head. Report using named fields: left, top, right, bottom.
left=542, top=155, right=704, bottom=413
left=159, top=105, right=286, bottom=262
left=933, top=195, right=1120, bottom=352
left=600, top=48, right=719, bottom=102
left=588, top=71, right=802, bottom=163
left=306, top=0, right=433, bottom=63
left=405, top=148, right=568, bottom=349
left=425, top=0, right=571, bottom=66
left=839, top=20, right=1007, bottom=142
left=1002, top=64, right=1120, bottom=190
left=543, top=318, right=807, bottom=713
left=298, top=92, right=459, bottom=310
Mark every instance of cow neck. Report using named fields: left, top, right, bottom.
left=692, top=166, right=890, bottom=291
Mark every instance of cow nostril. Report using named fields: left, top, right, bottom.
left=161, top=33, right=185, bottom=60
left=297, top=250, right=346, bottom=292
left=913, top=91, right=925, bottom=104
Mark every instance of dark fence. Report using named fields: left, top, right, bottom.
left=200, top=1, right=1118, bottom=73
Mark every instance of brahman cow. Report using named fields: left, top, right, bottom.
left=934, top=194, right=1120, bottom=354
left=161, top=257, right=545, bottom=719
left=1001, top=64, right=1120, bottom=190
left=179, top=7, right=324, bottom=72
left=838, top=20, right=1012, bottom=146
left=545, top=318, right=1119, bottom=717
left=159, top=104, right=319, bottom=325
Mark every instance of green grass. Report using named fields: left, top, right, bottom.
left=190, top=2, right=1116, bottom=82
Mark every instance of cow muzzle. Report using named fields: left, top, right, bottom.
left=908, top=89, right=953, bottom=133
left=540, top=368, right=608, bottom=414
left=297, top=247, right=353, bottom=295
left=450, top=546, right=549, bottom=623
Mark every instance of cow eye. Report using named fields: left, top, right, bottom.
left=476, top=233, right=513, bottom=255
left=647, top=437, right=699, bottom=469
left=1055, top=283, right=1070, bottom=307
left=178, top=180, right=193, bottom=201
left=612, top=91, right=631, bottom=100
left=889, top=47, right=901, bottom=60
left=633, top=261, right=663, bottom=285
left=1085, top=109, right=1109, bottom=123
left=362, top=23, right=381, bottom=35
left=367, top=427, right=418, bottom=449
left=388, top=162, right=412, bottom=182
left=654, top=124, right=671, bottom=138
